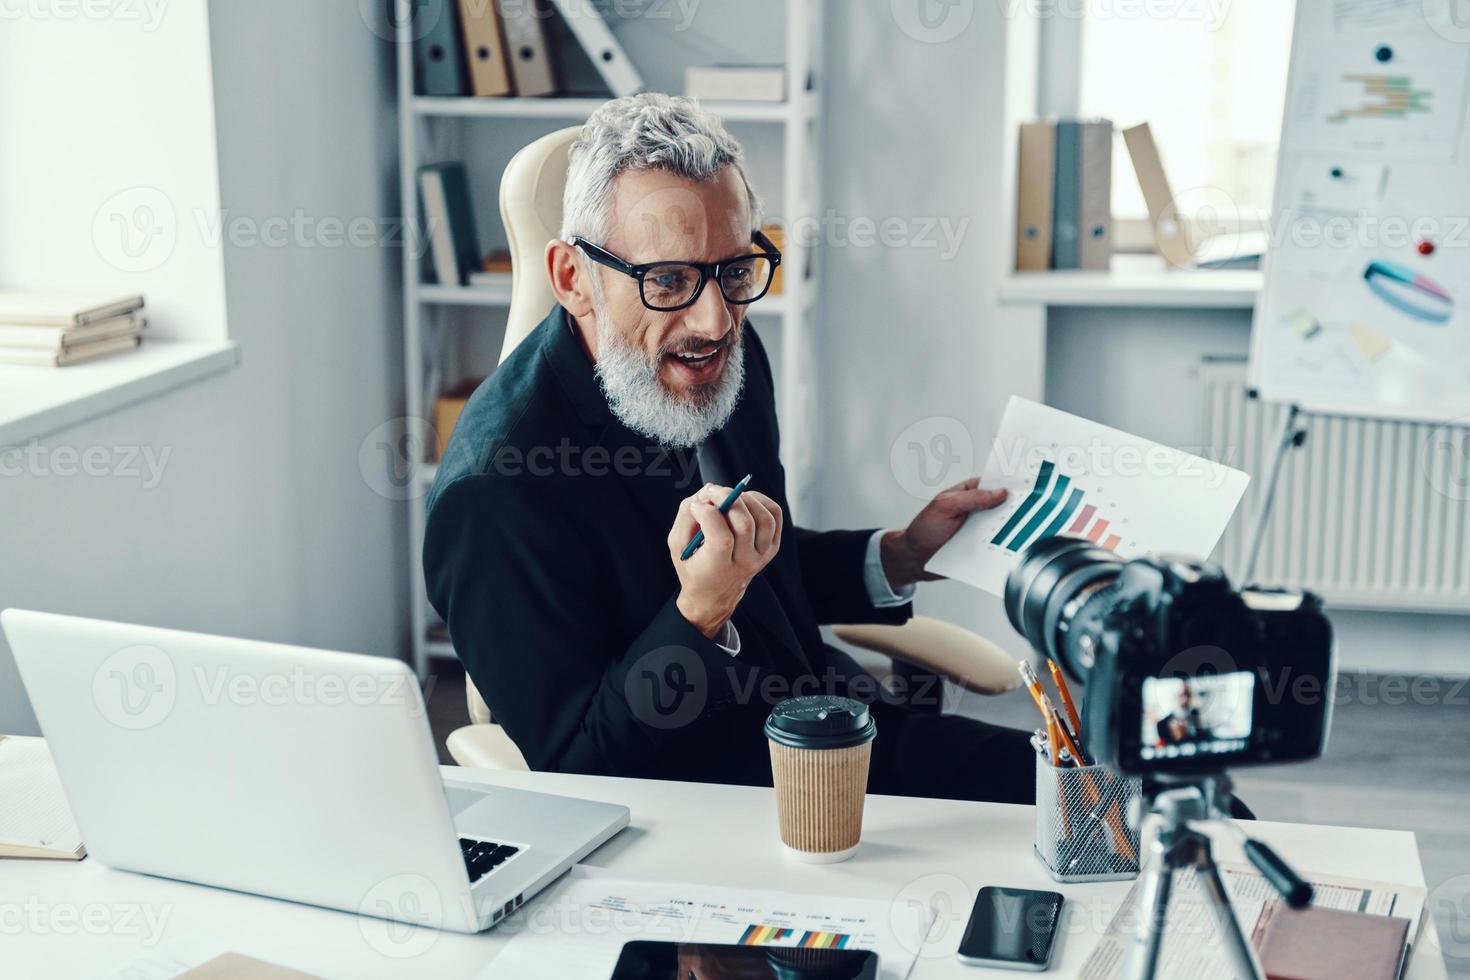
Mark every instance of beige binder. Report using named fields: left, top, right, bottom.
left=459, top=0, right=513, bottom=97
left=498, top=0, right=557, bottom=97
left=1122, top=122, right=1194, bottom=268
left=1015, top=121, right=1055, bottom=271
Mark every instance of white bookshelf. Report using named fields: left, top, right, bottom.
left=414, top=95, right=811, bottom=124
left=396, top=1, right=826, bottom=676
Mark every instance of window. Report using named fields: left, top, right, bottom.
left=1071, top=1, right=1297, bottom=228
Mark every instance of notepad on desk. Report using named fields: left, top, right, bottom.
left=1254, top=904, right=1412, bottom=980
left=1077, top=862, right=1424, bottom=980
left=0, top=734, right=85, bottom=860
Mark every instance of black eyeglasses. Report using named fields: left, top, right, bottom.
left=570, top=230, right=782, bottom=312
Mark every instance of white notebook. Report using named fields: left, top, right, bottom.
left=0, top=735, right=85, bottom=860
left=0, top=291, right=144, bottom=326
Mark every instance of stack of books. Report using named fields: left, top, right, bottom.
left=0, top=292, right=146, bottom=366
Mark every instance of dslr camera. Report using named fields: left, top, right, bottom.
left=1004, top=537, right=1335, bottom=776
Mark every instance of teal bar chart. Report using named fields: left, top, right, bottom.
left=990, top=458, right=1121, bottom=553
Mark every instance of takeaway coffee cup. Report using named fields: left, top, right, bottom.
left=764, top=695, right=876, bottom=863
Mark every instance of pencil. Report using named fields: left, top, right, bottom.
left=1018, top=661, right=1047, bottom=716
left=1040, top=701, right=1072, bottom=838
left=1042, top=693, right=1087, bottom=766
left=1042, top=702, right=1065, bottom=769
left=1046, top=658, right=1084, bottom=748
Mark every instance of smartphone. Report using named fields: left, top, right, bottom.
left=956, top=886, right=1064, bottom=971
left=611, top=940, right=879, bottom=979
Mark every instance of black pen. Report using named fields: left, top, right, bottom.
left=680, top=474, right=753, bottom=561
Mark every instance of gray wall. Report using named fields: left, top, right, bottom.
left=816, top=0, right=1035, bottom=657
left=0, top=2, right=407, bottom=733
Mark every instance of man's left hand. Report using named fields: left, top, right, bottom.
left=880, top=477, right=1008, bottom=589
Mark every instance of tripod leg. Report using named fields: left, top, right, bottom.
left=1124, top=841, right=1174, bottom=980
left=1195, top=855, right=1266, bottom=980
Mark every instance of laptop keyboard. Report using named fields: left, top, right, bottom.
left=459, top=837, right=520, bottom=884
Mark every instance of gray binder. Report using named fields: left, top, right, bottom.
left=1078, top=120, right=1113, bottom=270
left=499, top=0, right=557, bottom=97
left=1053, top=121, right=1081, bottom=270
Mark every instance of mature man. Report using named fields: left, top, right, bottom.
left=424, top=93, right=1032, bottom=803
left=1156, top=681, right=1212, bottom=747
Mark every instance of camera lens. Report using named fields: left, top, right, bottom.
left=1004, top=536, right=1124, bottom=676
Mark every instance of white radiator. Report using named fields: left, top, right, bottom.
left=1201, top=360, right=1470, bottom=613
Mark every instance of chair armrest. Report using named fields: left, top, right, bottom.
left=466, top=679, right=491, bottom=726
left=446, top=724, right=530, bottom=771
left=833, top=615, right=1020, bottom=695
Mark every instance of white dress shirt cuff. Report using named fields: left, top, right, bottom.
left=714, top=619, right=742, bottom=656
left=864, top=530, right=917, bottom=608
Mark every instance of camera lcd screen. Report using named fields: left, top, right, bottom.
left=1140, top=672, right=1254, bottom=762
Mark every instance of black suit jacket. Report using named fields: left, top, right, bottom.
left=424, top=306, right=911, bottom=786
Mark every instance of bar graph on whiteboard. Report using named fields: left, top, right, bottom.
left=988, top=458, right=1125, bottom=553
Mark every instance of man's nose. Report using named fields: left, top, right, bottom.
left=681, top=276, right=734, bottom=340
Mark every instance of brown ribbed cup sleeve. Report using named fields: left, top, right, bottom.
left=768, top=741, right=872, bottom=855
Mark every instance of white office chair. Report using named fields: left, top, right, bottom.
left=443, top=127, right=1019, bottom=772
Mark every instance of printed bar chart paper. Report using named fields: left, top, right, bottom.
left=928, top=397, right=1250, bottom=595
left=481, top=867, right=933, bottom=980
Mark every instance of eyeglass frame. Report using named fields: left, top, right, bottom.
left=568, top=230, right=782, bottom=312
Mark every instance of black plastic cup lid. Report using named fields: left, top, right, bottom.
left=764, top=695, right=876, bottom=750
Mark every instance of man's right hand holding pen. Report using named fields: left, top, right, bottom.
left=669, top=482, right=783, bottom=640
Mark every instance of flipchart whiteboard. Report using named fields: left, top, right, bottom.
left=1250, top=0, right=1470, bottom=423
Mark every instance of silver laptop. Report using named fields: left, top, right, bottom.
left=2, top=609, right=628, bottom=934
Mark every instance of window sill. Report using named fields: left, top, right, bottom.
left=999, top=255, right=1261, bottom=310
left=0, top=339, right=239, bottom=447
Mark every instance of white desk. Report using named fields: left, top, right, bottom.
left=4, top=766, right=1446, bottom=979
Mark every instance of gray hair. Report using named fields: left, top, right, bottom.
left=561, top=93, right=762, bottom=244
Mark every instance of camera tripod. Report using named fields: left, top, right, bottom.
left=1124, top=774, right=1312, bottom=980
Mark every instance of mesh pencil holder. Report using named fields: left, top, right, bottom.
left=1033, top=752, right=1142, bottom=883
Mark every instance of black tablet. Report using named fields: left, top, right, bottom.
left=610, top=940, right=880, bottom=979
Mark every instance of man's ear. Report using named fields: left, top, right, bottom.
left=546, top=239, right=595, bottom=318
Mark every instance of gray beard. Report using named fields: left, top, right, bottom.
left=591, top=305, right=745, bottom=450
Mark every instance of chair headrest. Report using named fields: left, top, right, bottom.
left=498, top=126, right=582, bottom=364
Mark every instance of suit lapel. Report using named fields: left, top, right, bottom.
left=541, top=306, right=812, bottom=672
left=598, top=423, right=702, bottom=535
